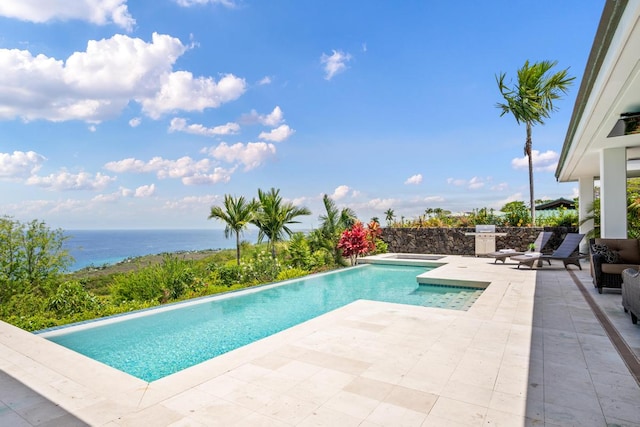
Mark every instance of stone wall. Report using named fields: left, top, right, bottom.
left=380, top=227, right=579, bottom=256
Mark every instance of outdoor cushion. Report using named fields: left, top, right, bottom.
left=591, top=244, right=620, bottom=263
left=601, top=262, right=640, bottom=275
left=595, top=238, right=640, bottom=264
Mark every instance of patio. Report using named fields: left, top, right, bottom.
left=1, top=255, right=639, bottom=426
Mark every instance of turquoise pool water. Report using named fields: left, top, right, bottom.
left=40, top=264, right=483, bottom=382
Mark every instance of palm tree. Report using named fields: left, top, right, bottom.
left=496, top=60, right=574, bottom=225
left=384, top=208, right=395, bottom=226
left=317, top=194, right=357, bottom=265
left=208, top=194, right=258, bottom=265
left=252, top=188, right=311, bottom=258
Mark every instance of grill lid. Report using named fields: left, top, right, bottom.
left=475, top=224, right=496, bottom=233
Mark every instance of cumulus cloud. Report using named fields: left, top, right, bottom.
left=105, top=156, right=210, bottom=178
left=0, top=33, right=246, bottom=123
left=169, top=117, right=240, bottom=136
left=135, top=184, right=155, bottom=197
left=129, top=117, right=141, bottom=127
left=332, top=185, right=351, bottom=200
left=205, top=141, right=276, bottom=170
left=321, top=50, right=352, bottom=80
left=404, top=174, right=422, bottom=185
left=447, top=176, right=485, bottom=190
left=258, top=76, right=272, bottom=85
left=258, top=124, right=294, bottom=142
left=511, top=149, right=559, bottom=172
left=363, top=197, right=396, bottom=210
left=92, top=187, right=132, bottom=203
left=141, top=71, right=246, bottom=119
left=0, top=0, right=135, bottom=31
left=104, top=155, right=239, bottom=185
left=174, top=0, right=236, bottom=7
left=26, top=171, right=115, bottom=191
left=0, top=151, right=46, bottom=179
left=241, top=106, right=284, bottom=126
left=181, top=167, right=235, bottom=185
left=468, top=176, right=484, bottom=189
left=491, top=182, right=509, bottom=191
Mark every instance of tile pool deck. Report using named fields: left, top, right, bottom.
left=1, top=254, right=640, bottom=426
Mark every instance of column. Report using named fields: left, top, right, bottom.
left=578, top=176, right=594, bottom=252
left=600, top=147, right=627, bottom=238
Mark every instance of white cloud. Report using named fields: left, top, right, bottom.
left=241, top=106, right=284, bottom=126
left=447, top=176, right=485, bottom=189
left=468, top=176, right=484, bottom=190
left=258, top=76, right=272, bottom=85
left=0, top=0, right=135, bottom=31
left=511, top=149, right=559, bottom=172
left=363, top=198, right=396, bottom=210
left=169, top=117, right=240, bottom=136
left=26, top=171, right=115, bottom=191
left=497, top=192, right=524, bottom=207
left=321, top=50, right=352, bottom=80
left=135, top=184, right=155, bottom=197
left=174, top=0, right=236, bottom=7
left=181, top=167, right=235, bottom=185
left=206, top=141, right=276, bottom=170
left=129, top=117, right=141, bottom=127
left=491, top=182, right=509, bottom=191
left=447, top=178, right=467, bottom=186
left=92, top=187, right=133, bottom=203
left=0, top=33, right=245, bottom=123
left=404, top=174, right=422, bottom=185
left=258, top=124, right=295, bottom=142
left=141, top=71, right=246, bottom=119
left=0, top=151, right=46, bottom=179
left=332, top=185, right=351, bottom=200
left=104, top=156, right=216, bottom=184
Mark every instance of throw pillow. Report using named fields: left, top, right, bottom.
left=591, top=244, right=620, bottom=263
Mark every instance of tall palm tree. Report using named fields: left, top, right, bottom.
left=252, top=188, right=311, bottom=258
left=208, top=194, right=258, bottom=265
left=496, top=60, right=574, bottom=225
left=384, top=208, right=395, bottom=226
left=317, top=194, right=357, bottom=264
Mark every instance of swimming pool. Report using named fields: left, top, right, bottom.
left=39, top=264, right=483, bottom=382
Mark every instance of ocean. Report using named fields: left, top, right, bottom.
left=63, top=229, right=260, bottom=271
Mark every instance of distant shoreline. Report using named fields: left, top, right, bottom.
left=68, top=248, right=226, bottom=278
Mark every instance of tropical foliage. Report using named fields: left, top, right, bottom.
left=252, top=187, right=311, bottom=258
left=208, top=194, right=258, bottom=265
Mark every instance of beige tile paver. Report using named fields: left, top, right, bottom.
left=1, top=254, right=640, bottom=426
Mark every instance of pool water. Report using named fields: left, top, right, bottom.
left=40, top=264, right=483, bottom=382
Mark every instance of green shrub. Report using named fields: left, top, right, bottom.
left=47, top=281, right=100, bottom=316
left=277, top=267, right=309, bottom=281
left=110, top=267, right=164, bottom=303
left=242, top=251, right=281, bottom=283
left=286, top=232, right=312, bottom=269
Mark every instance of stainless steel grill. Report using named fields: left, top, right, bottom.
left=465, top=225, right=507, bottom=256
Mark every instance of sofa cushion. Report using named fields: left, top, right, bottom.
left=595, top=238, right=640, bottom=264
left=601, top=263, right=640, bottom=275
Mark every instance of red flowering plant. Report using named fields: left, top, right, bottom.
left=337, top=221, right=375, bottom=265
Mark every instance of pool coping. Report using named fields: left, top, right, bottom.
left=5, top=253, right=636, bottom=425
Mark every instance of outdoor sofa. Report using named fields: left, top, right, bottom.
left=621, top=268, right=640, bottom=324
left=590, top=238, right=640, bottom=294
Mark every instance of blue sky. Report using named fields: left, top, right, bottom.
left=0, top=0, right=604, bottom=230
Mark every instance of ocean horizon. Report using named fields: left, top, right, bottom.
left=63, top=229, right=261, bottom=271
